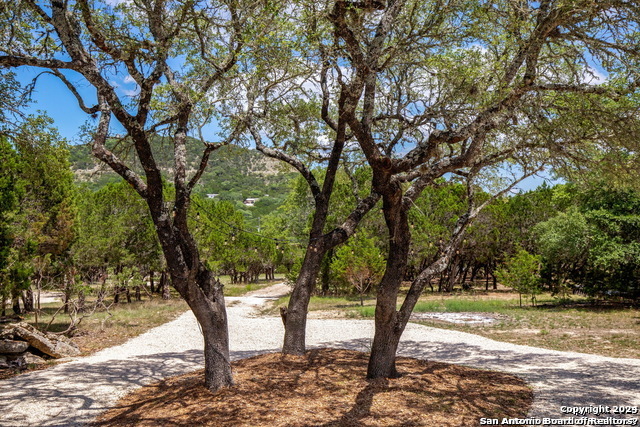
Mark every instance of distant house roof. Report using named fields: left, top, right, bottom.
left=206, top=194, right=219, bottom=198
left=243, top=198, right=258, bottom=206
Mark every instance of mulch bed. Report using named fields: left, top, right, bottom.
left=94, top=348, right=532, bottom=426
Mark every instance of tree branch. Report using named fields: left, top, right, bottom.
left=91, top=104, right=148, bottom=199
left=47, top=70, right=99, bottom=114
left=0, top=56, right=77, bottom=70
left=249, top=125, right=322, bottom=199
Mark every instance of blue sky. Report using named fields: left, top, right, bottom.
left=15, top=65, right=557, bottom=192
left=17, top=67, right=133, bottom=144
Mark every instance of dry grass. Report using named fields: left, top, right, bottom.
left=275, top=287, right=640, bottom=359
left=0, top=296, right=189, bottom=380
left=94, top=348, right=532, bottom=427
left=2, top=279, right=282, bottom=379
left=70, top=298, right=189, bottom=355
left=440, top=302, right=640, bottom=359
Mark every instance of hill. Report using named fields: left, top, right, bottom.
left=69, top=136, right=296, bottom=223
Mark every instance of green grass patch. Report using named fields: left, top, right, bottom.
left=414, top=298, right=516, bottom=313
left=351, top=297, right=518, bottom=318
left=222, top=275, right=285, bottom=297
left=263, top=294, right=374, bottom=316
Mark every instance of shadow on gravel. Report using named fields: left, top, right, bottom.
left=0, top=348, right=279, bottom=427
left=316, top=338, right=640, bottom=420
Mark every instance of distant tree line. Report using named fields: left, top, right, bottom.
left=3, top=124, right=639, bottom=320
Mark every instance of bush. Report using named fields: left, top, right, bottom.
left=495, top=248, right=541, bottom=306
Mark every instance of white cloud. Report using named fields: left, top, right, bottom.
left=121, top=75, right=140, bottom=97
left=581, top=66, right=608, bottom=84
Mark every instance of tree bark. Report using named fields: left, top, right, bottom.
left=161, top=270, right=171, bottom=300
left=12, top=293, right=22, bottom=315
left=23, top=289, right=34, bottom=312
left=282, top=245, right=324, bottom=355
left=149, top=270, right=155, bottom=293
left=181, top=268, right=233, bottom=391
left=368, top=322, right=402, bottom=378
left=77, top=289, right=85, bottom=313
left=446, top=260, right=458, bottom=292
left=367, top=191, right=410, bottom=379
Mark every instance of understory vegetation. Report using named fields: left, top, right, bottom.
left=2, top=123, right=638, bottom=364
left=269, top=288, right=639, bottom=359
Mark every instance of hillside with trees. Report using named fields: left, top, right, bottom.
left=70, top=137, right=296, bottom=226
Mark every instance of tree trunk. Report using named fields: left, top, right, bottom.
left=282, top=245, right=324, bottom=355
left=77, top=289, right=86, bottom=313
left=22, top=289, right=34, bottom=312
left=446, top=260, right=458, bottom=292
left=461, top=264, right=469, bottom=289
left=180, top=268, right=233, bottom=391
left=12, top=293, right=21, bottom=315
left=470, top=265, right=479, bottom=283
left=149, top=270, right=155, bottom=293
left=161, top=271, right=171, bottom=300
left=485, top=266, right=490, bottom=291
left=63, top=275, right=73, bottom=314
left=368, top=320, right=402, bottom=378
left=367, top=198, right=410, bottom=379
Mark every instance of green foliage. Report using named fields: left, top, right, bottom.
left=69, top=140, right=296, bottom=226
left=73, top=181, right=160, bottom=275
left=192, top=197, right=279, bottom=280
left=331, top=233, right=385, bottom=301
left=409, top=181, right=468, bottom=265
left=0, top=116, right=76, bottom=308
left=495, top=248, right=541, bottom=306
left=534, top=186, right=640, bottom=299
left=534, top=206, right=590, bottom=283
left=0, top=71, right=27, bottom=130
left=0, top=137, right=21, bottom=273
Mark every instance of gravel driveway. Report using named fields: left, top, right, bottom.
left=1, top=284, right=638, bottom=426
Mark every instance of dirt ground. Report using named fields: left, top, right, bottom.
left=94, top=348, right=532, bottom=427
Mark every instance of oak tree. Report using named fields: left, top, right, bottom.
left=324, top=0, right=640, bottom=378
left=0, top=0, right=274, bottom=390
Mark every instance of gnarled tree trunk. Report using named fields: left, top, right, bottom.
left=282, top=245, right=325, bottom=355
left=367, top=191, right=411, bottom=379
left=181, top=267, right=232, bottom=390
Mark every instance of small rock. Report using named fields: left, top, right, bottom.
left=0, top=340, right=29, bottom=354
left=0, top=355, right=8, bottom=369
left=11, top=323, right=80, bottom=359
left=22, top=352, right=47, bottom=365
left=0, top=326, right=16, bottom=340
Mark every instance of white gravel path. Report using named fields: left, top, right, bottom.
left=1, top=284, right=638, bottom=427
